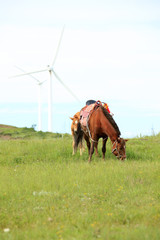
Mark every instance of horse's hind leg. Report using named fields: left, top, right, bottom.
left=79, top=138, right=83, bottom=156
left=84, top=134, right=90, bottom=154
left=95, top=142, right=99, bottom=157
left=88, top=141, right=95, bottom=163
left=102, top=137, right=108, bottom=160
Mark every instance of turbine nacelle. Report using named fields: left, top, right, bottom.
left=48, top=66, right=54, bottom=72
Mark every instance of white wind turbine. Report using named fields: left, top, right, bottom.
left=14, top=65, right=46, bottom=131
left=10, top=27, right=80, bottom=132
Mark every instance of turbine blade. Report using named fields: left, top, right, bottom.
left=52, top=70, right=80, bottom=102
left=14, top=65, right=40, bottom=83
left=52, top=25, right=65, bottom=66
left=39, top=79, right=47, bottom=85
left=9, top=67, right=49, bottom=78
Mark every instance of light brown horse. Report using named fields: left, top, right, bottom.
left=79, top=104, right=128, bottom=162
left=70, top=112, right=84, bottom=155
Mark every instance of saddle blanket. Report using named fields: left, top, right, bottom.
left=80, top=103, right=96, bottom=127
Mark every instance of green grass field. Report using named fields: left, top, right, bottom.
left=0, top=126, right=160, bottom=239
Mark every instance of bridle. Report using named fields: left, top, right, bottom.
left=112, top=139, right=123, bottom=159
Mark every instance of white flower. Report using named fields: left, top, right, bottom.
left=4, top=228, right=10, bottom=233
left=33, top=190, right=52, bottom=196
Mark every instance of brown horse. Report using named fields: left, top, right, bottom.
left=79, top=104, right=128, bottom=162
left=70, top=112, right=84, bottom=155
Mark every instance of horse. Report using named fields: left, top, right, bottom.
left=70, top=112, right=84, bottom=155
left=79, top=103, right=128, bottom=162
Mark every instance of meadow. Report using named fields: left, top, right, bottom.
left=0, top=126, right=160, bottom=239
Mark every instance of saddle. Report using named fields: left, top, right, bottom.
left=80, top=101, right=102, bottom=128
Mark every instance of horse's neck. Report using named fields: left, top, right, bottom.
left=106, top=129, right=118, bottom=143
left=110, top=135, right=118, bottom=143
left=100, top=112, right=118, bottom=142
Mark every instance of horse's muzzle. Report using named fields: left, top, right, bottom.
left=120, top=155, right=126, bottom=161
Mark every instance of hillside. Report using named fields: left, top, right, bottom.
left=0, top=124, right=70, bottom=140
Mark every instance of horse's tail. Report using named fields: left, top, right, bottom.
left=74, top=122, right=84, bottom=148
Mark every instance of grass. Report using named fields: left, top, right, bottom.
left=0, top=126, right=160, bottom=239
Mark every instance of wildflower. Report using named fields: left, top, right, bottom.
left=33, top=206, right=44, bottom=210
left=117, top=186, right=123, bottom=191
left=48, top=217, right=53, bottom=222
left=33, top=190, right=52, bottom=196
left=4, top=228, right=10, bottom=233
left=107, top=213, right=113, bottom=216
left=91, top=222, right=97, bottom=227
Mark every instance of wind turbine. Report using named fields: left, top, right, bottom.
left=14, top=65, right=46, bottom=131
left=9, top=26, right=80, bottom=132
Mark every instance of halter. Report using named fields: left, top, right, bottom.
left=112, top=139, right=122, bottom=159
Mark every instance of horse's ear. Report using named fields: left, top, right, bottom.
left=125, top=139, right=129, bottom=142
left=70, top=117, right=74, bottom=120
left=117, top=137, right=121, bottom=143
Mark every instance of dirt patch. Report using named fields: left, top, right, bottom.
left=0, top=135, right=12, bottom=140
left=0, top=124, right=16, bottom=129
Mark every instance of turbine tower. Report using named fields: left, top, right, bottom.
left=14, top=66, right=46, bottom=131
left=10, top=26, right=80, bottom=132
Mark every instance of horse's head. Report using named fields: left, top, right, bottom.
left=70, top=112, right=80, bottom=133
left=112, top=138, right=128, bottom=160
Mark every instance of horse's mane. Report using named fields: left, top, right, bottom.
left=100, top=106, right=121, bottom=136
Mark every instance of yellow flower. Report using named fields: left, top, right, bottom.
left=91, top=222, right=97, bottom=227
left=117, top=186, right=123, bottom=191
left=52, top=206, right=55, bottom=210
left=107, top=213, right=113, bottom=216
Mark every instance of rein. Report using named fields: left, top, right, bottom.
left=112, top=140, right=122, bottom=158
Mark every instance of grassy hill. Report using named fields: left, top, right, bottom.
left=0, top=125, right=159, bottom=239
left=0, top=124, right=70, bottom=140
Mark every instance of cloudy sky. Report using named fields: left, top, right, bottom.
left=0, top=0, right=160, bottom=136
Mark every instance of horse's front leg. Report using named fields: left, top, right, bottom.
left=72, top=137, right=77, bottom=155
left=102, top=136, right=108, bottom=160
left=88, top=141, right=95, bottom=163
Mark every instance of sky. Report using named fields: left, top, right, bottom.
left=0, top=0, right=160, bottom=137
